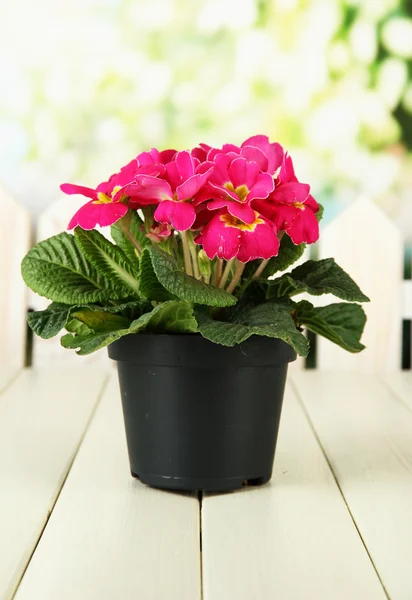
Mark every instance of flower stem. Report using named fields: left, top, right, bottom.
left=219, top=258, right=234, bottom=288
left=252, top=258, right=269, bottom=279
left=180, top=231, right=193, bottom=276
left=226, top=260, right=245, bottom=294
left=124, top=230, right=142, bottom=255
left=189, top=241, right=201, bottom=280
left=215, top=258, right=223, bottom=287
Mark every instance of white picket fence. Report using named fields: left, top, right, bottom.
left=1, top=189, right=410, bottom=372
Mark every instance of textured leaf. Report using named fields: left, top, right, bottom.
left=148, top=245, right=236, bottom=307
left=133, top=300, right=198, bottom=333
left=196, top=302, right=309, bottom=356
left=294, top=300, right=367, bottom=353
left=21, top=233, right=121, bottom=304
left=244, top=235, right=306, bottom=279
left=138, top=248, right=176, bottom=301
left=61, top=301, right=198, bottom=355
left=27, top=299, right=148, bottom=340
left=316, top=203, right=324, bottom=222
left=75, top=228, right=140, bottom=297
left=27, top=303, right=73, bottom=339
left=110, top=211, right=148, bottom=263
left=265, top=258, right=370, bottom=302
left=61, top=330, right=127, bottom=355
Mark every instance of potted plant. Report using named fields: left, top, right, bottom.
left=21, top=135, right=369, bottom=492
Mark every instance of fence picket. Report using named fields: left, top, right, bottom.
left=317, top=197, right=403, bottom=372
left=0, top=186, right=31, bottom=366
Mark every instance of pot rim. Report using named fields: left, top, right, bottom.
left=108, top=332, right=297, bottom=367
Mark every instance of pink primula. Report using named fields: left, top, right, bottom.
left=146, top=221, right=172, bottom=243
left=202, top=154, right=275, bottom=225
left=128, top=151, right=212, bottom=231
left=253, top=153, right=319, bottom=245
left=196, top=210, right=280, bottom=263
left=61, top=160, right=138, bottom=230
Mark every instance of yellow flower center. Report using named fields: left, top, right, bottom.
left=94, top=192, right=112, bottom=204
left=293, top=202, right=305, bottom=210
left=224, top=182, right=249, bottom=202
left=220, top=212, right=264, bottom=232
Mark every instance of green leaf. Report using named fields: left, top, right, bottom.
left=21, top=233, right=124, bottom=304
left=111, top=211, right=148, bottom=263
left=294, top=300, right=367, bottom=353
left=147, top=245, right=236, bottom=307
left=27, top=302, right=73, bottom=339
left=71, top=309, right=131, bottom=332
left=61, top=301, right=198, bottom=355
left=244, top=235, right=306, bottom=279
left=316, top=203, right=324, bottom=222
left=266, top=258, right=370, bottom=302
left=65, top=319, right=94, bottom=336
left=138, top=248, right=176, bottom=301
left=61, top=330, right=128, bottom=355
left=75, top=228, right=140, bottom=297
left=130, top=300, right=198, bottom=334
left=27, top=299, right=148, bottom=340
left=196, top=302, right=309, bottom=356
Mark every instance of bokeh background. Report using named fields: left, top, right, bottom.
left=1, top=0, right=412, bottom=240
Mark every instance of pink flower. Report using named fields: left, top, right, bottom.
left=191, top=144, right=212, bottom=163
left=202, top=154, right=275, bottom=225
left=195, top=210, right=280, bottom=263
left=61, top=160, right=137, bottom=230
left=240, top=135, right=284, bottom=174
left=253, top=153, right=319, bottom=245
left=128, top=151, right=212, bottom=231
left=146, top=222, right=172, bottom=243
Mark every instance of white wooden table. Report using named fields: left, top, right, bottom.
left=0, top=367, right=411, bottom=600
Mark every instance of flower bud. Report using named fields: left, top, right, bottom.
left=198, top=249, right=212, bottom=280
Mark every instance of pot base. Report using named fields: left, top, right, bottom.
left=132, top=471, right=271, bottom=492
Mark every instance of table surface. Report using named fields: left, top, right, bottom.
left=0, top=366, right=411, bottom=600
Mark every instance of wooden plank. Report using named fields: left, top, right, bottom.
left=14, top=375, right=201, bottom=600
left=0, top=366, right=20, bottom=395
left=201, top=383, right=386, bottom=600
left=403, top=281, right=412, bottom=319
left=0, top=367, right=108, bottom=600
left=382, top=372, right=412, bottom=412
left=317, top=197, right=403, bottom=372
left=31, top=195, right=109, bottom=367
left=0, top=185, right=31, bottom=367
left=293, top=371, right=412, bottom=600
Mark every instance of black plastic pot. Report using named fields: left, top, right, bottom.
left=108, top=334, right=296, bottom=492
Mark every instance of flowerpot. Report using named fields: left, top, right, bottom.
left=108, top=334, right=296, bottom=492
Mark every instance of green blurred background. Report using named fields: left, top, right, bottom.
left=1, top=0, right=411, bottom=239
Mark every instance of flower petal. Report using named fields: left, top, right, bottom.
left=253, top=199, right=299, bottom=230
left=237, top=221, right=280, bottom=263
left=241, top=135, right=284, bottom=174
left=271, top=181, right=310, bottom=204
left=286, top=207, right=319, bottom=245
left=176, top=168, right=213, bottom=201
left=207, top=199, right=256, bottom=224
left=198, top=213, right=241, bottom=261
left=126, top=175, right=173, bottom=204
left=175, top=150, right=196, bottom=180
left=240, top=145, right=268, bottom=171
left=154, top=200, right=196, bottom=231
left=60, top=183, right=97, bottom=200
left=229, top=157, right=259, bottom=189
left=247, top=172, right=275, bottom=201
left=68, top=201, right=128, bottom=230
